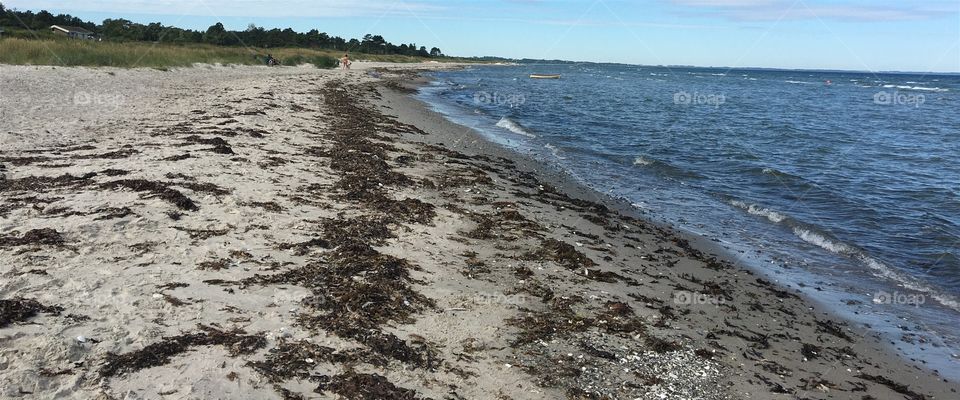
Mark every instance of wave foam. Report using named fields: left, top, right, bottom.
left=793, top=227, right=960, bottom=312
left=730, top=200, right=788, bottom=223
left=634, top=156, right=654, bottom=166
left=881, top=84, right=949, bottom=92
left=495, top=117, right=536, bottom=138
left=794, top=227, right=855, bottom=255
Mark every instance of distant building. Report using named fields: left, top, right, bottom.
left=50, top=25, right=95, bottom=40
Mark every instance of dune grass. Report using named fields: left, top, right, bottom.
left=0, top=37, right=454, bottom=69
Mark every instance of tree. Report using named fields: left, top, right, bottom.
left=203, top=22, right=227, bottom=45
left=430, top=47, right=443, bottom=57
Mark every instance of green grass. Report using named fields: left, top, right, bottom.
left=0, top=36, right=490, bottom=69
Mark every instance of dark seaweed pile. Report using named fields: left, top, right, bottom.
left=0, top=298, right=63, bottom=327
left=0, top=228, right=65, bottom=247
left=100, top=325, right=265, bottom=377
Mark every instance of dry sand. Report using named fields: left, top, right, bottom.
left=0, top=62, right=957, bottom=399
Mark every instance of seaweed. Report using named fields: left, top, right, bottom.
left=93, top=207, right=134, bottom=221
left=100, top=169, right=129, bottom=176
left=100, top=179, right=198, bottom=211
left=163, top=154, right=192, bottom=161
left=815, top=319, right=854, bottom=342
left=174, top=181, right=231, bottom=196
left=0, top=173, right=96, bottom=193
left=182, top=135, right=234, bottom=154
left=462, top=210, right=543, bottom=240
left=525, top=238, right=597, bottom=270
left=0, top=155, right=50, bottom=166
left=801, top=343, right=821, bottom=359
left=247, top=201, right=284, bottom=212
left=315, top=371, right=428, bottom=400
left=100, top=325, right=265, bottom=377
left=173, top=227, right=230, bottom=239
left=250, top=340, right=389, bottom=382
left=245, top=223, right=437, bottom=369
left=278, top=237, right=331, bottom=256
left=0, top=298, right=63, bottom=327
left=0, top=229, right=65, bottom=247
left=319, top=216, right=394, bottom=246
left=73, top=148, right=139, bottom=159
left=198, top=259, right=232, bottom=271
left=855, top=374, right=926, bottom=400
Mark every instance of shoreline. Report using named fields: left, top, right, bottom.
left=0, top=63, right=956, bottom=399
left=383, top=66, right=960, bottom=377
left=368, top=69, right=960, bottom=394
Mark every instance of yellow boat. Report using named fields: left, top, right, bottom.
left=529, top=74, right=561, bottom=79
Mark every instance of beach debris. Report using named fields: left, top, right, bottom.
left=277, top=237, right=330, bottom=256
left=198, top=258, right=232, bottom=271
left=250, top=339, right=387, bottom=383
left=0, top=298, right=63, bottom=327
left=162, top=153, right=192, bottom=161
left=0, top=228, right=65, bottom=247
left=315, top=371, right=427, bottom=400
left=182, top=135, right=234, bottom=154
left=173, top=226, right=230, bottom=240
left=72, top=148, right=139, bottom=160
left=100, top=179, right=199, bottom=211
left=246, top=201, right=284, bottom=212
left=856, top=374, right=927, bottom=400
left=0, top=173, right=96, bottom=193
left=100, top=325, right=265, bottom=377
left=528, top=238, right=596, bottom=269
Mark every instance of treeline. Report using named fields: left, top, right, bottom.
left=0, top=3, right=444, bottom=57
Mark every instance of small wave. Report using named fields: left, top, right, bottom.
left=794, top=227, right=855, bottom=254
left=495, top=117, right=536, bottom=138
left=632, top=156, right=703, bottom=180
left=730, top=200, right=788, bottom=223
left=793, top=227, right=960, bottom=312
left=633, top=156, right=654, bottom=166
left=881, top=84, right=949, bottom=92
left=544, top=143, right=563, bottom=159
left=785, top=80, right=816, bottom=85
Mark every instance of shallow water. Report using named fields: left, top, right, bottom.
left=419, top=63, right=960, bottom=376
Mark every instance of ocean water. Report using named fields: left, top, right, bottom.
left=417, top=64, right=960, bottom=375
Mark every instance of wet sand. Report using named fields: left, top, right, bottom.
left=0, top=63, right=957, bottom=399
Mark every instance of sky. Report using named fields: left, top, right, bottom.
left=6, top=0, right=960, bottom=72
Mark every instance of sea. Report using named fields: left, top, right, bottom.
left=416, top=63, right=960, bottom=376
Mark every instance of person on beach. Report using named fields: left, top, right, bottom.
left=340, top=54, right=351, bottom=70
left=265, top=54, right=279, bottom=66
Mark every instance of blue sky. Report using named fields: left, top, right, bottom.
left=7, top=0, right=960, bottom=72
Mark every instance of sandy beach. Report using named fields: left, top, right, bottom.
left=1, top=62, right=957, bottom=399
